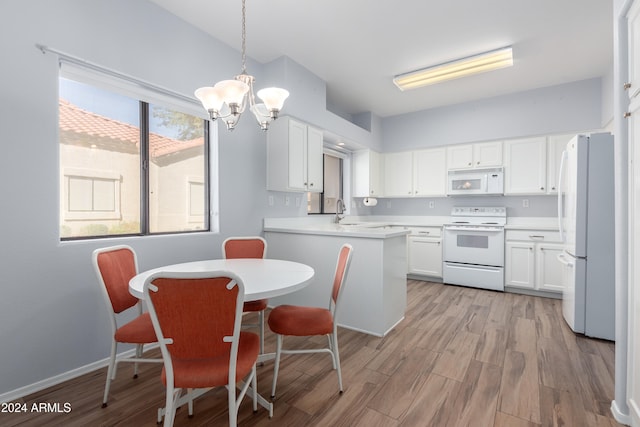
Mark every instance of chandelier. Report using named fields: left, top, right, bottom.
left=194, top=0, right=289, bottom=131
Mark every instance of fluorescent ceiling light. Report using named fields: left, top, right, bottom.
left=393, top=47, right=513, bottom=91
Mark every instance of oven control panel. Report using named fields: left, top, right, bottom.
left=451, top=207, right=506, bottom=216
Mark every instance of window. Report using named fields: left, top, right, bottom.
left=308, top=152, right=344, bottom=214
left=59, top=63, right=214, bottom=239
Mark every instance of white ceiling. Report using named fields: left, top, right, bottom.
left=148, top=0, right=613, bottom=118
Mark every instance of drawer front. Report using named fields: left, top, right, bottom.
left=506, top=229, right=561, bottom=242
left=408, top=226, right=442, bottom=237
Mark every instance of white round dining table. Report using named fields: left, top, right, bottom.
left=129, top=258, right=315, bottom=301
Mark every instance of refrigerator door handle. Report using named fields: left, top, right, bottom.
left=556, top=252, right=573, bottom=267
left=557, top=149, right=568, bottom=242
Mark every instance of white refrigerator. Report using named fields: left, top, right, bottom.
left=557, top=133, right=615, bottom=340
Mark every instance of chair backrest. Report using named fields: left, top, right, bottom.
left=144, top=271, right=245, bottom=371
left=330, top=244, right=354, bottom=314
left=93, top=245, right=139, bottom=314
left=222, top=236, right=267, bottom=259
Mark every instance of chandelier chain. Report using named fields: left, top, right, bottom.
left=241, top=0, right=247, bottom=74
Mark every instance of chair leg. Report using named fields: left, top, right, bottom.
left=102, top=340, right=118, bottom=407
left=271, top=334, right=283, bottom=398
left=163, top=385, right=180, bottom=427
left=331, top=333, right=343, bottom=393
left=133, top=344, right=143, bottom=378
left=228, top=379, right=237, bottom=427
left=187, top=388, right=194, bottom=417
left=258, top=310, right=265, bottom=355
left=251, top=364, right=258, bottom=413
left=327, top=335, right=337, bottom=369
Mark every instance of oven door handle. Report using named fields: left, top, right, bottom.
left=444, top=226, right=504, bottom=233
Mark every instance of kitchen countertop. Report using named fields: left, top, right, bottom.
left=340, top=215, right=560, bottom=231
left=263, top=217, right=410, bottom=239
left=264, top=215, right=560, bottom=237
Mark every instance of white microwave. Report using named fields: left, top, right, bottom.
left=447, top=167, right=504, bottom=196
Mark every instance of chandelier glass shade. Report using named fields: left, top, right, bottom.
left=195, top=0, right=289, bottom=131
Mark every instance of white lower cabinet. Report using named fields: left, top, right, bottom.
left=505, top=230, right=564, bottom=294
left=505, top=241, right=535, bottom=288
left=407, top=227, right=442, bottom=278
left=536, top=242, right=564, bottom=293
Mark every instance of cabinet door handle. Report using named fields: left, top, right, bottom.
left=309, top=182, right=314, bottom=187
left=624, top=82, right=632, bottom=90
left=540, top=187, right=544, bottom=190
left=529, top=235, right=544, bottom=239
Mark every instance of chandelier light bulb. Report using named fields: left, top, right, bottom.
left=194, top=86, right=224, bottom=119
left=215, top=80, right=249, bottom=108
left=257, top=87, right=290, bottom=113
left=251, top=103, right=273, bottom=131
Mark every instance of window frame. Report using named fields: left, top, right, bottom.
left=307, top=148, right=350, bottom=215
left=58, top=61, right=216, bottom=241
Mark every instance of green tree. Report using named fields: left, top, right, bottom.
left=152, top=107, right=204, bottom=140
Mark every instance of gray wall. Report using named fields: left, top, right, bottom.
left=370, top=195, right=556, bottom=218
left=382, top=77, right=605, bottom=151
left=0, top=0, right=310, bottom=397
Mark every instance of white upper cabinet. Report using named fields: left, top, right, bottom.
left=382, top=148, right=447, bottom=197
left=384, top=151, right=413, bottom=197
left=474, top=141, right=503, bottom=167
left=266, top=117, right=323, bottom=193
left=352, top=149, right=383, bottom=197
left=447, top=144, right=474, bottom=169
left=504, top=137, right=547, bottom=194
left=546, top=133, right=573, bottom=194
left=413, top=148, right=447, bottom=196
left=446, top=141, right=502, bottom=170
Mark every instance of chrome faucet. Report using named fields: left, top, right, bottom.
left=335, top=198, right=345, bottom=223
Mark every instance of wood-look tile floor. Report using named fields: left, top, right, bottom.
left=2, top=280, right=622, bottom=427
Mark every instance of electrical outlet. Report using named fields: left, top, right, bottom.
left=428, top=201, right=435, bottom=209
left=268, top=195, right=274, bottom=206
left=295, top=197, right=301, bottom=207
left=522, top=199, right=529, bottom=208
left=285, top=196, right=290, bottom=206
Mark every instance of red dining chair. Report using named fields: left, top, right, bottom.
left=144, top=271, right=262, bottom=427
left=92, top=245, right=162, bottom=408
left=268, top=243, right=353, bottom=398
left=222, top=236, right=268, bottom=354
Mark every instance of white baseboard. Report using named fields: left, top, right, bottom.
left=0, top=344, right=158, bottom=403
left=611, top=399, right=633, bottom=426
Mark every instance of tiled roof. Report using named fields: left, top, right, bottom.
left=59, top=99, right=203, bottom=159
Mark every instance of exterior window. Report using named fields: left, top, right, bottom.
left=308, top=153, right=343, bottom=214
left=59, top=72, right=211, bottom=239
